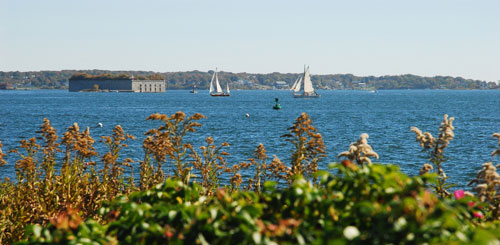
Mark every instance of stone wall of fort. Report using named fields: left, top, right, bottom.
left=131, top=80, right=165, bottom=92
left=69, top=80, right=165, bottom=92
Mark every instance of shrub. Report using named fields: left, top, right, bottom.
left=0, top=120, right=135, bottom=243
left=22, top=164, right=500, bottom=244
left=3, top=112, right=500, bottom=244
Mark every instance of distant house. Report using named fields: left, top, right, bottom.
left=274, top=81, right=289, bottom=89
left=236, top=79, right=256, bottom=87
left=68, top=73, right=166, bottom=92
left=0, top=82, right=14, bottom=90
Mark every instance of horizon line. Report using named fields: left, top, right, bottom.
left=0, top=69, right=495, bottom=82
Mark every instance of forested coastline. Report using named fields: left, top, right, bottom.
left=0, top=70, right=497, bottom=90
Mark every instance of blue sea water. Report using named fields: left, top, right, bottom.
left=1, top=89, right=500, bottom=188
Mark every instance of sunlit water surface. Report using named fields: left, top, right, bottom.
left=2, top=89, right=500, bottom=189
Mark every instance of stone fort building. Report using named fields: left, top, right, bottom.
left=69, top=79, right=165, bottom=92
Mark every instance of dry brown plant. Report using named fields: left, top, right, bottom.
left=13, top=137, right=41, bottom=185
left=247, top=143, right=267, bottom=193
left=228, top=147, right=292, bottom=192
left=411, top=114, right=455, bottom=197
left=0, top=119, right=139, bottom=243
left=235, top=144, right=269, bottom=193
left=281, top=113, right=326, bottom=183
left=419, top=163, right=434, bottom=175
left=468, top=162, right=500, bottom=201
left=467, top=133, right=500, bottom=217
left=0, top=141, right=6, bottom=167
left=264, top=156, right=291, bottom=184
left=227, top=162, right=249, bottom=193
left=38, top=118, right=61, bottom=172
left=60, top=123, right=98, bottom=206
left=491, top=133, right=500, bottom=157
left=141, top=112, right=206, bottom=189
left=189, top=137, right=230, bottom=196
left=100, top=125, right=136, bottom=198
left=337, top=133, right=379, bottom=165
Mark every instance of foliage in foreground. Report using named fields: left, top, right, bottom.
left=0, top=111, right=325, bottom=243
left=3, top=112, right=500, bottom=243
left=21, top=164, right=500, bottom=244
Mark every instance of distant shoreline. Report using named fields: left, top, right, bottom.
left=1, top=70, right=498, bottom=90
left=2, top=88, right=500, bottom=92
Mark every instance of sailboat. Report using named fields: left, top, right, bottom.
left=190, top=83, right=198, bottom=93
left=290, top=66, right=320, bottom=98
left=209, top=68, right=230, bottom=96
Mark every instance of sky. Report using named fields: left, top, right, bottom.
left=1, top=0, right=499, bottom=81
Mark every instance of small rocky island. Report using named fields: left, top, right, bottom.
left=69, top=73, right=166, bottom=92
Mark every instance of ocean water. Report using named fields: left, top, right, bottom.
left=1, top=89, right=500, bottom=188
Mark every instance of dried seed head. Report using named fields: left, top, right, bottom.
left=491, top=133, right=500, bottom=157
left=419, top=163, right=433, bottom=175
left=0, top=141, right=6, bottom=166
left=338, top=133, right=378, bottom=165
left=205, top=136, right=214, bottom=145
left=468, top=162, right=500, bottom=202
left=172, top=111, right=186, bottom=121
left=191, top=113, right=206, bottom=120
left=254, top=143, right=267, bottom=160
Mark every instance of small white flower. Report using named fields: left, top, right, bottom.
left=394, top=217, right=407, bottom=231
left=456, top=231, right=467, bottom=241
left=343, top=226, right=360, bottom=240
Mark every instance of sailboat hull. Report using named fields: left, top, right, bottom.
left=293, top=95, right=320, bottom=98
left=293, top=93, right=320, bottom=98
left=210, top=93, right=230, bottom=97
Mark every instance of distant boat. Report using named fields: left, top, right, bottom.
left=369, top=90, right=378, bottom=93
left=209, top=68, right=230, bottom=97
left=290, top=66, right=320, bottom=98
left=190, top=84, right=198, bottom=94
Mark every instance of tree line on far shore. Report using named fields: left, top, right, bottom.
left=68, top=73, right=165, bottom=81
left=0, top=69, right=497, bottom=90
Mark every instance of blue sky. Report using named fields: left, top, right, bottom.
left=1, top=0, right=499, bottom=81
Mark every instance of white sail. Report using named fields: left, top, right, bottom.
left=209, top=68, right=230, bottom=96
left=303, top=66, right=314, bottom=93
left=293, top=77, right=302, bottom=92
left=292, top=65, right=319, bottom=98
left=215, top=71, right=223, bottom=93
left=209, top=71, right=215, bottom=93
left=290, top=76, right=300, bottom=91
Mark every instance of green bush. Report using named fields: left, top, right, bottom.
left=21, top=164, right=500, bottom=244
left=4, top=113, right=500, bottom=244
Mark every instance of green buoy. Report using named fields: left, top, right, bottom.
left=273, top=97, right=282, bottom=110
